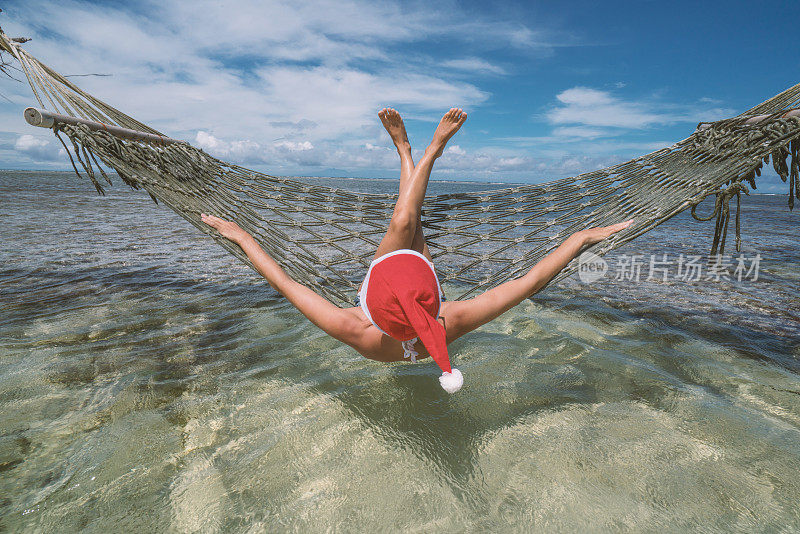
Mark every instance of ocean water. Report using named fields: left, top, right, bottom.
left=1, top=170, right=798, bottom=532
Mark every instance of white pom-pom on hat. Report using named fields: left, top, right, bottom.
left=439, top=368, right=463, bottom=393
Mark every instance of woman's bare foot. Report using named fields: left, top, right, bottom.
left=429, top=108, right=467, bottom=157
left=378, top=108, right=410, bottom=152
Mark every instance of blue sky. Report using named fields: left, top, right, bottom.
left=1, top=0, right=799, bottom=191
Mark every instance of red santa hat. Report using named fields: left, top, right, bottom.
left=360, top=250, right=463, bottom=393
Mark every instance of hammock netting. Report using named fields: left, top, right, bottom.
left=2, top=28, right=799, bottom=306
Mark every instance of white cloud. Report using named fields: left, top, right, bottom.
left=547, top=86, right=735, bottom=130
left=0, top=1, right=736, bottom=182
left=550, top=126, right=608, bottom=139
left=442, top=58, right=506, bottom=75
left=363, top=142, right=391, bottom=153
left=275, top=140, right=314, bottom=152
left=194, top=130, right=398, bottom=170
left=556, top=87, right=615, bottom=107
left=3, top=0, right=533, bottom=172
left=14, top=134, right=65, bottom=161
left=251, top=65, right=488, bottom=139
left=549, top=87, right=664, bottom=128
left=195, top=131, right=225, bottom=152
left=434, top=145, right=535, bottom=174
left=14, top=134, right=49, bottom=151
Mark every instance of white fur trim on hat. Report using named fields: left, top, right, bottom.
left=439, top=368, right=463, bottom=393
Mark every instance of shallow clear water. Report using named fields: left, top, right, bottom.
left=1, top=170, right=799, bottom=532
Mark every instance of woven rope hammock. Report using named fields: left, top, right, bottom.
left=2, top=28, right=799, bottom=306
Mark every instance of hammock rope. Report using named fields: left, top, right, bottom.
left=2, top=28, right=799, bottom=306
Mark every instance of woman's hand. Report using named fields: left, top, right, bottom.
left=577, top=219, right=634, bottom=246
left=201, top=213, right=251, bottom=244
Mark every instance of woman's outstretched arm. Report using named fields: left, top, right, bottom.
left=201, top=214, right=367, bottom=346
left=443, top=220, right=633, bottom=342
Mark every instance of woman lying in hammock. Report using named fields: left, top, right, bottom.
left=202, top=108, right=633, bottom=392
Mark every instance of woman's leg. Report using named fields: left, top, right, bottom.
left=376, top=108, right=434, bottom=261
left=373, top=108, right=466, bottom=259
